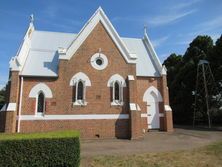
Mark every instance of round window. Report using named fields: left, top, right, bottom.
left=90, top=53, right=108, bottom=70
left=96, top=58, right=103, bottom=66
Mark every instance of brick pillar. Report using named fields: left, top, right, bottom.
left=161, top=66, right=173, bottom=132
left=3, top=71, right=20, bottom=133
left=128, top=75, right=142, bottom=139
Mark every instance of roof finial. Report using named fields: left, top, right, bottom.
left=144, top=24, right=148, bottom=36
left=30, top=14, right=34, bottom=24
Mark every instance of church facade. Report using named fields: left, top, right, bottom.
left=0, top=7, right=173, bottom=139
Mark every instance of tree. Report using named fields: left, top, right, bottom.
left=0, top=87, right=6, bottom=109
left=163, top=35, right=219, bottom=124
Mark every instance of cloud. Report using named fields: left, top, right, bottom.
left=147, top=10, right=196, bottom=27
left=176, top=16, right=222, bottom=46
left=112, top=1, right=199, bottom=27
left=171, top=0, right=201, bottom=10
left=196, top=16, right=222, bottom=32
left=152, top=36, right=169, bottom=48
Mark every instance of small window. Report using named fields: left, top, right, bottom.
left=96, top=58, right=103, bottom=66
left=73, top=80, right=87, bottom=106
left=111, top=81, right=123, bottom=106
left=114, top=82, right=120, bottom=100
left=37, top=92, right=45, bottom=114
left=77, top=81, right=84, bottom=100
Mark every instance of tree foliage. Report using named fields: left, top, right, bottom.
left=0, top=87, right=6, bottom=105
left=163, top=35, right=222, bottom=125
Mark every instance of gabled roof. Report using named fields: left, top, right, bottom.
left=10, top=7, right=164, bottom=77
left=61, top=7, right=137, bottom=63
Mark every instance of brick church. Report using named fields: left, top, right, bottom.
left=0, top=7, right=173, bottom=139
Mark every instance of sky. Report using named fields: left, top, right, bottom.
left=0, top=0, right=222, bottom=89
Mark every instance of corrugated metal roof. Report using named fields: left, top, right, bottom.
left=121, top=37, right=160, bottom=77
left=21, top=31, right=77, bottom=76
left=31, top=31, right=77, bottom=51
left=21, top=30, right=160, bottom=77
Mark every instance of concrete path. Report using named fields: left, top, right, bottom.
left=81, top=127, right=222, bottom=157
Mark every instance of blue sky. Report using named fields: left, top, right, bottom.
left=0, top=0, right=222, bottom=89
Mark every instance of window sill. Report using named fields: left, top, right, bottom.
left=35, top=113, right=44, bottom=117
left=111, top=101, right=124, bottom=106
left=73, top=100, right=87, bottom=106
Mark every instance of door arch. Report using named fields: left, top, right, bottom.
left=143, top=86, right=163, bottom=129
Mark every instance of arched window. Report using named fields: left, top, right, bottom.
left=114, top=82, right=120, bottom=100
left=37, top=92, right=45, bottom=114
left=77, top=81, right=84, bottom=100
left=70, top=72, right=91, bottom=106
left=112, top=81, right=123, bottom=105
left=73, top=80, right=86, bottom=105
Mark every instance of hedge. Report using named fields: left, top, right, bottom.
left=0, top=131, right=80, bottom=167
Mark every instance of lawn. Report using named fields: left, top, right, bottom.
left=83, top=141, right=222, bottom=167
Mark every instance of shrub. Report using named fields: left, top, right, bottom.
left=0, top=131, right=80, bottom=167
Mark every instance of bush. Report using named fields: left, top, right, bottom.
left=0, top=131, right=80, bottom=167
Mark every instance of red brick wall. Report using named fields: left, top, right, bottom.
left=20, top=119, right=129, bottom=139
left=2, top=71, right=20, bottom=133
left=19, top=22, right=135, bottom=138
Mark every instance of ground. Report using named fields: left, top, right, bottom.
left=81, top=127, right=222, bottom=167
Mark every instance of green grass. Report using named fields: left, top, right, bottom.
left=0, top=130, right=80, bottom=141
left=85, top=141, right=222, bottom=167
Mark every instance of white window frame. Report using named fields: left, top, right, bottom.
left=73, top=79, right=87, bottom=106
left=111, top=81, right=124, bottom=106
left=35, top=91, right=45, bottom=116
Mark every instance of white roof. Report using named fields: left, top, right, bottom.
left=122, top=37, right=160, bottom=76
left=13, top=7, right=162, bottom=77
left=20, top=31, right=160, bottom=77
left=21, top=31, right=77, bottom=76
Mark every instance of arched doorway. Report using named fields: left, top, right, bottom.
left=143, top=86, right=163, bottom=129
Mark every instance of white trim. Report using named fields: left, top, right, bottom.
left=111, top=101, right=124, bottom=106
left=143, top=32, right=162, bottom=74
left=10, top=22, right=35, bottom=72
left=129, top=103, right=141, bottom=111
left=18, top=114, right=129, bottom=120
left=141, top=113, right=164, bottom=117
left=128, top=75, right=135, bottom=81
left=90, top=53, right=108, bottom=70
left=130, top=103, right=137, bottom=111
left=143, top=86, right=163, bottom=102
left=17, top=77, right=24, bottom=132
left=6, top=103, right=16, bottom=111
left=73, top=100, right=87, bottom=106
left=29, top=83, right=53, bottom=98
left=161, top=65, right=167, bottom=75
left=164, top=105, right=172, bottom=112
left=107, top=74, right=126, bottom=87
left=61, top=7, right=136, bottom=63
left=70, top=72, right=91, bottom=86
